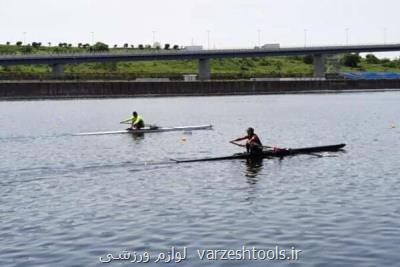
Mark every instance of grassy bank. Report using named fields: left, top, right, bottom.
left=1, top=43, right=400, bottom=79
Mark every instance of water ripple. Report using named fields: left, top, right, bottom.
left=1, top=93, right=400, bottom=267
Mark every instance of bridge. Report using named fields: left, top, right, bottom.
left=1, top=44, right=400, bottom=80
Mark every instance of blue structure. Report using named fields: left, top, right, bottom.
left=342, top=72, right=400, bottom=80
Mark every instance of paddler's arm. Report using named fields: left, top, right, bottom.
left=231, top=136, right=248, bottom=142
left=132, top=118, right=139, bottom=126
left=229, top=140, right=246, bottom=147
left=120, top=117, right=133, bottom=124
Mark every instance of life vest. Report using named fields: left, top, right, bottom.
left=133, top=115, right=144, bottom=125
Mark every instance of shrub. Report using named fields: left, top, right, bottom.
left=341, top=53, right=361, bottom=68
left=89, top=42, right=109, bottom=52
left=365, top=54, right=380, bottom=64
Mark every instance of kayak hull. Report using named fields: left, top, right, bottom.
left=74, top=124, right=213, bottom=136
left=175, top=144, right=346, bottom=163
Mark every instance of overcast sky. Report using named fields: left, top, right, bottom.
left=0, top=0, right=399, bottom=56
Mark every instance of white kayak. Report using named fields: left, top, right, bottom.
left=74, top=124, right=213, bottom=136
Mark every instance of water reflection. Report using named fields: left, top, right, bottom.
left=245, top=157, right=264, bottom=183
left=130, top=132, right=145, bottom=142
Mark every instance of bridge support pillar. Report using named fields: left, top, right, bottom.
left=198, top=58, right=210, bottom=80
left=52, top=64, right=64, bottom=78
left=313, top=54, right=325, bottom=78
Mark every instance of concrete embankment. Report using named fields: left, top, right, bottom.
left=0, top=79, right=400, bottom=100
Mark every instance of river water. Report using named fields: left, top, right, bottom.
left=1, top=92, right=400, bottom=267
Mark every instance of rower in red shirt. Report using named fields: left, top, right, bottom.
left=230, top=127, right=263, bottom=154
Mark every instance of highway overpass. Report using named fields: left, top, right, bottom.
left=1, top=44, right=400, bottom=80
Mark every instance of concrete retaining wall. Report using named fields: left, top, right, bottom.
left=0, top=80, right=400, bottom=99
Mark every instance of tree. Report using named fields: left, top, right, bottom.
left=114, top=44, right=118, bottom=48
left=6, top=41, right=10, bottom=46
left=173, top=45, right=179, bottom=50
left=89, top=42, right=109, bottom=52
left=16, top=41, right=22, bottom=46
left=32, top=42, right=42, bottom=48
left=123, top=43, right=128, bottom=48
left=341, top=53, right=361, bottom=68
left=365, top=54, right=379, bottom=64
left=78, top=43, right=83, bottom=48
left=138, top=44, right=144, bottom=49
left=164, top=43, right=170, bottom=50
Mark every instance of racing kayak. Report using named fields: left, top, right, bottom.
left=74, top=124, right=213, bottom=136
left=174, top=143, right=346, bottom=163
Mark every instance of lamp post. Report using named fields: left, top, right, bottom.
left=207, top=30, right=210, bottom=50
left=383, top=28, right=387, bottom=44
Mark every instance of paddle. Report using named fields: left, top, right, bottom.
left=229, top=141, right=246, bottom=148
left=120, top=119, right=132, bottom=131
left=230, top=141, right=281, bottom=150
left=120, top=120, right=157, bottom=128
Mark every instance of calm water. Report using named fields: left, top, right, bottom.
left=1, top=92, right=400, bottom=267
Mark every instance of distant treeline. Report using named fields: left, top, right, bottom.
left=0, top=41, right=180, bottom=54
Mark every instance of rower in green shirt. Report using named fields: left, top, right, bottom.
left=121, top=111, right=145, bottom=130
